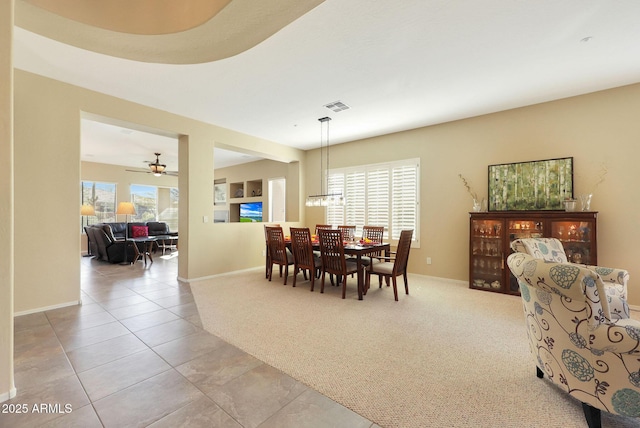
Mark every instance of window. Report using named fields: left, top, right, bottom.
left=158, top=187, right=179, bottom=232
left=130, top=184, right=158, bottom=223
left=81, top=181, right=116, bottom=229
left=326, top=158, right=419, bottom=242
left=268, top=178, right=286, bottom=222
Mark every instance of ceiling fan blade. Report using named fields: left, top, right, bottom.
left=126, top=168, right=178, bottom=177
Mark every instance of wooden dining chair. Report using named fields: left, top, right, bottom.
left=315, top=224, right=333, bottom=235
left=362, top=225, right=384, bottom=242
left=337, top=225, right=356, bottom=242
left=266, top=226, right=293, bottom=284
left=361, top=225, right=385, bottom=268
left=318, top=229, right=358, bottom=299
left=290, top=227, right=322, bottom=291
left=264, top=224, right=280, bottom=279
left=365, top=229, right=413, bottom=301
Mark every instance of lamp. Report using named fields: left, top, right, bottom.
left=115, top=202, right=137, bottom=264
left=81, top=204, right=96, bottom=257
left=305, top=117, right=346, bottom=207
left=80, top=204, right=96, bottom=216
left=149, top=152, right=166, bottom=176
left=116, top=202, right=137, bottom=239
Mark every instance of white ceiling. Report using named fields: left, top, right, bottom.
left=13, top=0, right=640, bottom=170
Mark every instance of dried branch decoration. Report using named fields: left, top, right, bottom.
left=589, top=164, right=608, bottom=195
left=458, top=174, right=478, bottom=200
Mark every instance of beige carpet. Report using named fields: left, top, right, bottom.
left=191, top=270, right=640, bottom=428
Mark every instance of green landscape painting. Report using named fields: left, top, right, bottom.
left=488, top=157, right=573, bottom=211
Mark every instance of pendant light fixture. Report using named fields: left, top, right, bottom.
left=305, top=117, right=346, bottom=207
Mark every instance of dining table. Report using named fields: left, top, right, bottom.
left=285, top=237, right=390, bottom=300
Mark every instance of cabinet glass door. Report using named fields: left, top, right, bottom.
left=470, top=219, right=503, bottom=291
left=550, top=219, right=595, bottom=264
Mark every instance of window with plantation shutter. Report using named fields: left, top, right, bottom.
left=391, top=164, right=418, bottom=239
left=326, top=172, right=344, bottom=226
left=326, top=158, right=419, bottom=244
left=345, top=171, right=366, bottom=235
left=366, top=168, right=390, bottom=237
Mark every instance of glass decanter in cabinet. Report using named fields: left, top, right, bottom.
left=549, top=216, right=597, bottom=265
left=469, top=217, right=504, bottom=292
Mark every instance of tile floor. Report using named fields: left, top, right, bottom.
left=3, top=253, right=377, bottom=428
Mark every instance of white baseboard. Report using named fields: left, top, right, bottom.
left=180, top=269, right=467, bottom=286
left=417, top=274, right=467, bottom=286
left=178, top=266, right=262, bottom=284
left=0, top=387, right=17, bottom=403
left=14, top=300, right=80, bottom=317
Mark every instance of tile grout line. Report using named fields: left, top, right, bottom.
left=43, top=307, right=107, bottom=427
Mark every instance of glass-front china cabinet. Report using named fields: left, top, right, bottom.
left=469, top=211, right=597, bottom=295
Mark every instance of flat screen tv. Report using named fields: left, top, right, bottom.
left=240, top=202, right=262, bottom=222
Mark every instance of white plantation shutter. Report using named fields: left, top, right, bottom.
left=326, top=172, right=344, bottom=226
left=345, top=171, right=366, bottom=233
left=326, top=159, right=419, bottom=243
left=366, top=168, right=389, bottom=237
left=391, top=164, right=418, bottom=239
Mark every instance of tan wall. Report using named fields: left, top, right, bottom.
left=13, top=70, right=305, bottom=313
left=0, top=0, right=15, bottom=402
left=305, top=83, right=640, bottom=305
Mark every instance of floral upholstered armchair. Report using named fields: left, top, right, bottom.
left=511, top=238, right=629, bottom=320
left=507, top=251, right=640, bottom=427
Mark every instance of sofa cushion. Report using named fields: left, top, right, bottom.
left=98, top=222, right=127, bottom=239
left=131, top=225, right=149, bottom=238
left=101, top=224, right=115, bottom=243
left=146, top=221, right=169, bottom=236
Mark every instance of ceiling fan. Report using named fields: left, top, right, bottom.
left=126, top=153, right=178, bottom=177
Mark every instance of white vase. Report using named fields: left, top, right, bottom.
left=579, top=194, right=592, bottom=211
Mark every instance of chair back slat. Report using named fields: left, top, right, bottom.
left=318, top=229, right=347, bottom=276
left=267, top=227, right=288, bottom=265
left=315, top=224, right=333, bottom=235
left=362, top=226, right=384, bottom=243
left=393, top=229, right=413, bottom=274
left=290, top=227, right=315, bottom=270
left=263, top=224, right=279, bottom=278
left=337, top=225, right=356, bottom=242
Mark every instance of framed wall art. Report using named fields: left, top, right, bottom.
left=214, top=182, right=227, bottom=206
left=488, top=157, right=573, bottom=211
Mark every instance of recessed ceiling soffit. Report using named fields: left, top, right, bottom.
left=16, top=0, right=325, bottom=64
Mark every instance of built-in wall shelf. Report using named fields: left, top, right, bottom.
left=227, top=179, right=264, bottom=222
left=229, top=179, right=262, bottom=199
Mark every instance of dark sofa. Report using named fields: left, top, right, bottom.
left=85, top=221, right=176, bottom=263
left=85, top=224, right=136, bottom=263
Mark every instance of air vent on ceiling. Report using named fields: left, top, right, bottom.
left=324, top=101, right=350, bottom=113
